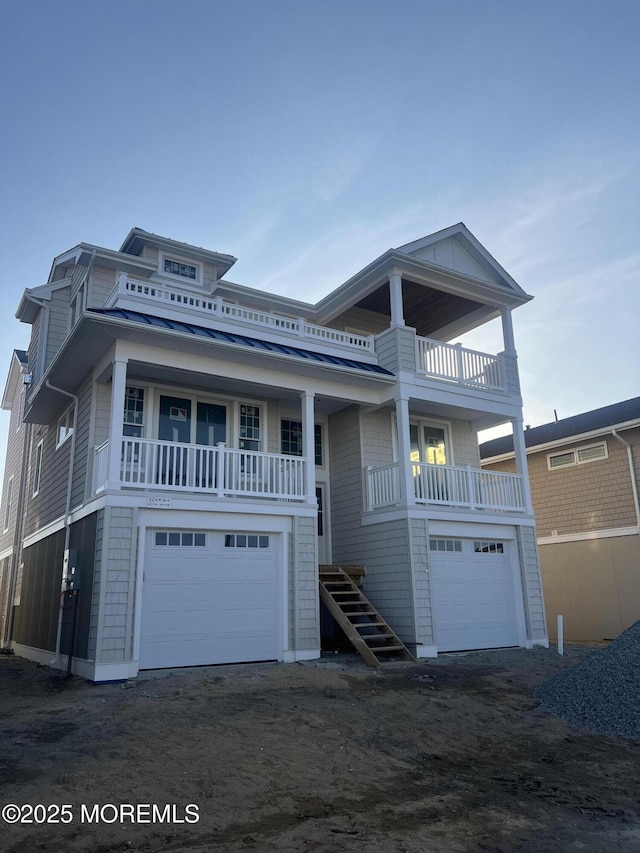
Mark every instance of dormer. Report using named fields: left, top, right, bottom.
left=119, top=228, right=237, bottom=295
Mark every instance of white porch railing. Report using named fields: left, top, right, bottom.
left=106, top=274, right=375, bottom=353
left=416, top=336, right=506, bottom=392
left=93, top=438, right=306, bottom=501
left=366, top=461, right=525, bottom=512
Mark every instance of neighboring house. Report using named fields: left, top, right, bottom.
left=0, top=223, right=547, bottom=681
left=480, top=399, right=640, bottom=642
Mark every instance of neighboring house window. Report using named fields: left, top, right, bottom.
left=547, top=441, right=608, bottom=470
left=224, top=534, right=270, bottom=549
left=3, top=477, right=13, bottom=532
left=123, top=386, right=145, bottom=437
left=239, top=405, right=261, bottom=451
left=57, top=407, right=75, bottom=447
left=32, top=440, right=44, bottom=497
left=280, top=420, right=323, bottom=465
left=163, top=258, right=197, bottom=280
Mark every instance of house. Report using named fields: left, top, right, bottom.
left=0, top=223, right=548, bottom=681
left=480, top=399, right=640, bottom=642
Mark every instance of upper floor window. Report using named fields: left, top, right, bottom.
left=57, top=407, right=75, bottom=448
left=239, top=405, right=261, bottom=452
left=547, top=441, right=608, bottom=471
left=164, top=258, right=197, bottom=280
left=32, top=439, right=44, bottom=497
left=123, top=386, right=145, bottom=437
left=281, top=419, right=323, bottom=466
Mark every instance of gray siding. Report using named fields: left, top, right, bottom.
left=450, top=418, right=480, bottom=467
left=87, top=508, right=104, bottom=660
left=290, top=515, right=319, bottom=650
left=94, top=381, right=111, bottom=447
left=25, top=415, right=72, bottom=538
left=516, top=525, right=547, bottom=641
left=361, top=409, right=394, bottom=469
left=375, top=326, right=417, bottom=373
left=0, top=380, right=28, bottom=555
left=89, top=266, right=116, bottom=307
left=28, top=311, right=42, bottom=386
left=45, top=286, right=71, bottom=370
left=96, top=506, right=136, bottom=664
left=70, top=375, right=94, bottom=509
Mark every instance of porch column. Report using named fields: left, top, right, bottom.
left=396, top=397, right=415, bottom=506
left=389, top=272, right=405, bottom=327
left=106, top=359, right=127, bottom=489
left=501, top=308, right=517, bottom=355
left=301, top=391, right=316, bottom=502
left=511, top=416, right=534, bottom=514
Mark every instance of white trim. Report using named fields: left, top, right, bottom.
left=361, top=507, right=535, bottom=527
left=56, top=405, right=75, bottom=448
left=3, top=476, right=13, bottom=532
left=0, top=546, right=13, bottom=561
left=282, top=648, right=321, bottom=663
left=415, top=644, right=438, bottom=658
left=537, top=526, right=640, bottom=545
left=21, top=497, right=108, bottom=550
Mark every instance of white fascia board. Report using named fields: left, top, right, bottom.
left=482, top=419, right=640, bottom=463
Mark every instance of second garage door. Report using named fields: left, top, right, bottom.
left=140, top=529, right=280, bottom=669
left=430, top=537, right=520, bottom=652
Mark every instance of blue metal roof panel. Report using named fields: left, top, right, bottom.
left=87, top=307, right=394, bottom=377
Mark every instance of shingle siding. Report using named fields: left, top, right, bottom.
left=45, top=286, right=71, bottom=370
left=90, top=267, right=116, bottom=306
left=96, top=506, right=136, bottom=664
left=291, top=515, right=319, bottom=650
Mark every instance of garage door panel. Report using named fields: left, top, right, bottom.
left=430, top=538, right=520, bottom=652
left=140, top=530, right=280, bottom=669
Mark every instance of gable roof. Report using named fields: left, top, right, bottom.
left=480, top=397, right=640, bottom=460
left=2, top=349, right=29, bottom=410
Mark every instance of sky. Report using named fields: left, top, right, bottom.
left=0, top=0, right=639, bottom=474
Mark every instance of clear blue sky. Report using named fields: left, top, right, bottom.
left=1, top=0, right=638, bottom=467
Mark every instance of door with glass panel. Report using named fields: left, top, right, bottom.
left=158, top=395, right=191, bottom=486
left=195, top=402, right=227, bottom=488
left=410, top=423, right=449, bottom=502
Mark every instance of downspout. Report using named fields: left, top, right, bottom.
left=612, top=428, right=640, bottom=530
left=46, top=380, right=79, bottom=670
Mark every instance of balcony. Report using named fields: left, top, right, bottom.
left=94, top=438, right=307, bottom=501
left=366, top=461, right=525, bottom=512
left=106, top=274, right=375, bottom=356
left=416, top=336, right=506, bottom=393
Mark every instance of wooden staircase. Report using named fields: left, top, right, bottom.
left=319, top=565, right=415, bottom=667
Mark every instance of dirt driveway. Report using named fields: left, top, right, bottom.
left=1, top=645, right=639, bottom=853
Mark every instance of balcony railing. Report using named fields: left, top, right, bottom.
left=416, top=336, right=506, bottom=392
left=366, top=461, right=525, bottom=512
left=94, top=438, right=307, bottom=501
left=106, top=274, right=375, bottom=354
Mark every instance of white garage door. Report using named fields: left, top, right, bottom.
left=140, top=529, right=280, bottom=669
left=430, top=538, right=520, bottom=652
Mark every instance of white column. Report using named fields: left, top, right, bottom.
left=389, top=272, right=405, bottom=327
left=501, top=308, right=516, bottom=355
left=301, top=391, right=315, bottom=502
left=107, top=359, right=127, bottom=489
left=395, top=397, right=415, bottom=506
left=511, top=416, right=534, bottom=513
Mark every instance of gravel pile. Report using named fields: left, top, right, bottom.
left=535, top=621, right=640, bottom=741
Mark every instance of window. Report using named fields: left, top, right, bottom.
left=33, top=440, right=43, bottom=497
left=429, top=538, right=462, bottom=552
left=239, top=405, right=261, bottom=452
left=154, top=531, right=206, bottom=547
left=547, top=442, right=608, bottom=470
left=123, top=386, right=145, bottom=437
left=474, top=541, right=504, bottom=554
left=57, top=407, right=75, bottom=447
left=3, top=477, right=13, bottom=532
left=224, top=534, right=270, bottom=549
left=281, top=420, right=323, bottom=466
left=163, top=258, right=198, bottom=281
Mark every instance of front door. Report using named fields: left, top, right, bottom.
left=158, top=396, right=191, bottom=486
left=316, top=485, right=330, bottom=564
left=195, top=402, right=227, bottom=489
left=410, top=423, right=449, bottom=502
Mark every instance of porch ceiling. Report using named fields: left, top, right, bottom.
left=354, top=278, right=488, bottom=338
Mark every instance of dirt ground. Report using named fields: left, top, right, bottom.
left=1, top=645, right=640, bottom=853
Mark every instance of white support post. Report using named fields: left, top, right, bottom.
left=466, top=465, right=476, bottom=510
left=216, top=442, right=226, bottom=496
left=106, top=360, right=127, bottom=489
left=501, top=308, right=517, bottom=356
left=395, top=397, right=415, bottom=506
left=389, top=272, right=405, bottom=327
left=301, top=392, right=316, bottom=503
left=511, top=416, right=534, bottom=513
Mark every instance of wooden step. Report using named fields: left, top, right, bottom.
left=319, top=565, right=415, bottom=667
